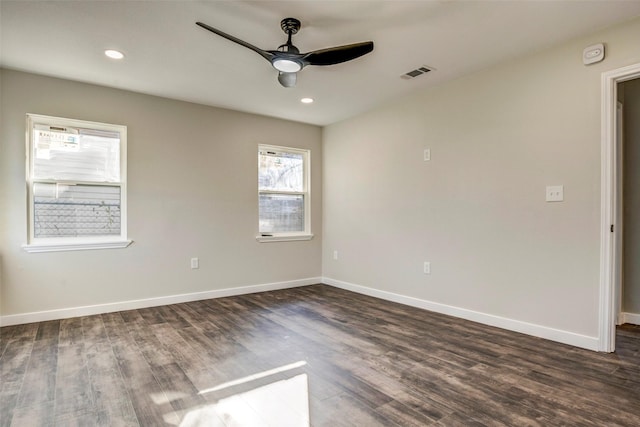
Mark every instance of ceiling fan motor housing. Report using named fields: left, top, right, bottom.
left=281, top=18, right=301, bottom=35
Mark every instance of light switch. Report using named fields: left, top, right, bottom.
left=546, top=185, right=564, bottom=202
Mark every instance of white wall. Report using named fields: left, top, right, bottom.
left=622, top=77, right=640, bottom=316
left=0, top=70, right=322, bottom=321
left=323, top=18, right=640, bottom=344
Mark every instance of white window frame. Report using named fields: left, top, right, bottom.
left=23, top=114, right=132, bottom=253
left=257, top=144, right=313, bottom=243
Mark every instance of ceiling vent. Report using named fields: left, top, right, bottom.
left=401, top=66, right=433, bottom=80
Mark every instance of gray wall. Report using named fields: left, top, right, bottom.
left=0, top=69, right=322, bottom=317
left=623, top=77, right=640, bottom=315
left=3, top=17, right=640, bottom=343
left=322, top=18, right=640, bottom=338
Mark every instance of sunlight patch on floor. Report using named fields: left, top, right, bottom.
left=199, top=361, right=307, bottom=395
left=180, top=373, right=309, bottom=426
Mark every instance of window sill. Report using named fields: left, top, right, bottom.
left=256, top=234, right=314, bottom=243
left=23, top=240, right=133, bottom=253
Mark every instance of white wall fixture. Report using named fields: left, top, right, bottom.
left=191, top=257, right=199, bottom=269
left=423, top=261, right=431, bottom=274
left=333, top=250, right=338, bottom=260
left=583, top=43, right=605, bottom=65
left=424, top=148, right=431, bottom=161
left=546, top=185, right=564, bottom=202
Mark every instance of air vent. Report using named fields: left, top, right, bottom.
left=401, top=66, right=433, bottom=80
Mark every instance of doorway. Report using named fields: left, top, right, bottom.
left=618, top=79, right=640, bottom=328
left=600, top=63, right=640, bottom=352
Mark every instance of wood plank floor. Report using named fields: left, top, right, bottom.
left=1, top=284, right=639, bottom=426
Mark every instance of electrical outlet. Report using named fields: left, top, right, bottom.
left=333, top=250, right=338, bottom=260
left=423, top=261, right=431, bottom=274
left=190, top=257, right=199, bottom=269
left=546, top=185, right=564, bottom=202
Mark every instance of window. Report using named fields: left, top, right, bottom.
left=24, top=114, right=131, bottom=252
left=257, top=145, right=312, bottom=242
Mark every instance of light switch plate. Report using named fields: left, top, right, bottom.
left=546, top=185, right=564, bottom=202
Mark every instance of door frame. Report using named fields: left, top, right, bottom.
left=599, top=62, right=640, bottom=352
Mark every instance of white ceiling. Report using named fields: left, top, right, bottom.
left=2, top=1, right=640, bottom=126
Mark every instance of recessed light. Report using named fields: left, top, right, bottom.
left=104, top=49, right=124, bottom=59
left=301, top=98, right=314, bottom=104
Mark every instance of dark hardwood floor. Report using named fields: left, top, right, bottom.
left=1, top=284, right=639, bottom=426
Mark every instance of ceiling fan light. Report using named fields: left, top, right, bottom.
left=273, top=59, right=302, bottom=73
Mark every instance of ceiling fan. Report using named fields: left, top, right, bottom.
left=196, top=18, right=374, bottom=88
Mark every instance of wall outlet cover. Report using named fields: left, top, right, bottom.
left=546, top=185, right=564, bottom=202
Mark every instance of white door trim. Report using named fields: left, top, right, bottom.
left=599, top=62, right=640, bottom=352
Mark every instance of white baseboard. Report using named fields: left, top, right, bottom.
left=620, top=312, right=640, bottom=326
left=1, top=276, right=606, bottom=352
left=323, top=277, right=599, bottom=351
left=0, top=277, right=321, bottom=327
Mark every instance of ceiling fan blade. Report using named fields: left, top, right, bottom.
left=301, top=41, right=374, bottom=66
left=196, top=22, right=274, bottom=62
left=278, top=72, right=297, bottom=88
